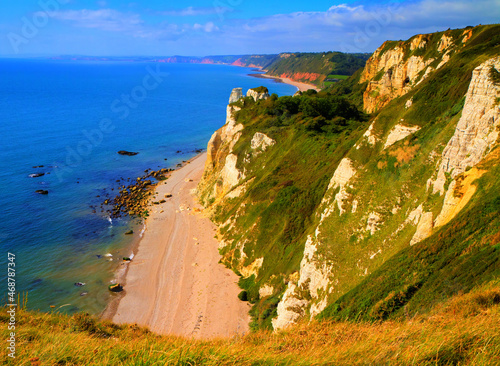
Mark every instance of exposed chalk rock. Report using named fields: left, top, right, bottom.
left=406, top=204, right=424, bottom=225
left=251, top=132, right=275, bottom=152
left=432, top=57, right=500, bottom=194
left=366, top=212, right=382, bottom=235
left=272, top=235, right=332, bottom=329
left=359, top=33, right=460, bottom=113
left=221, top=154, right=245, bottom=190
left=410, top=211, right=433, bottom=245
left=437, top=34, right=453, bottom=52
left=384, top=124, right=421, bottom=149
left=259, top=284, right=274, bottom=298
left=405, top=98, right=413, bottom=109
left=356, top=121, right=379, bottom=148
left=434, top=168, right=486, bottom=227
left=246, top=87, right=269, bottom=101
left=321, top=158, right=357, bottom=216
left=271, top=283, right=308, bottom=330
left=229, top=87, right=243, bottom=103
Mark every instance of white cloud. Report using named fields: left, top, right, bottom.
left=193, top=21, right=219, bottom=33
left=219, top=0, right=500, bottom=52
left=158, top=6, right=232, bottom=17
left=43, top=9, right=143, bottom=32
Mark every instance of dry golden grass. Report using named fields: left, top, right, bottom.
left=2, top=283, right=500, bottom=365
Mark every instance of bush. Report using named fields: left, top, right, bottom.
left=238, top=291, right=248, bottom=301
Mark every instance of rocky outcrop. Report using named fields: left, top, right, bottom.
left=200, top=89, right=247, bottom=203
left=325, top=158, right=357, bottom=216
left=411, top=58, right=499, bottom=244
left=221, top=154, right=245, bottom=190
left=434, top=168, right=486, bottom=228
left=361, top=47, right=435, bottom=113
left=246, top=87, right=269, bottom=101
left=360, top=31, right=472, bottom=113
left=204, top=103, right=243, bottom=171
left=273, top=157, right=360, bottom=329
left=229, top=88, right=243, bottom=103
left=384, top=124, right=421, bottom=149
left=251, top=132, right=275, bottom=152
left=431, top=57, right=500, bottom=194
left=259, top=284, right=274, bottom=298
left=272, top=234, right=332, bottom=330
left=272, top=282, right=308, bottom=330
left=355, top=121, right=379, bottom=148
left=117, top=150, right=139, bottom=156
left=410, top=211, right=433, bottom=245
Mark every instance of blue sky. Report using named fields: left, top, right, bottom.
left=0, top=0, right=499, bottom=56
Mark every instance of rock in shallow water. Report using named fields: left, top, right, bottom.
left=117, top=150, right=139, bottom=156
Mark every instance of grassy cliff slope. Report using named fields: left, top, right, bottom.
left=198, top=24, right=500, bottom=331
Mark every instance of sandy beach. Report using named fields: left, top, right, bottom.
left=108, top=153, right=250, bottom=338
left=249, top=72, right=320, bottom=92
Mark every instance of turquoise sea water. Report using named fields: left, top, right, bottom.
left=0, top=59, right=296, bottom=315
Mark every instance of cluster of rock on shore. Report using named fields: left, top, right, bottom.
left=103, top=167, right=173, bottom=218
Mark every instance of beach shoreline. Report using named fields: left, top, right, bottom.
left=103, top=152, right=250, bottom=338
left=248, top=68, right=321, bottom=92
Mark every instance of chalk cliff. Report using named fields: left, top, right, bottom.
left=198, top=24, right=500, bottom=331
left=360, top=29, right=474, bottom=113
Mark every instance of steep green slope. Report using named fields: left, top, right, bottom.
left=319, top=148, right=500, bottom=321
left=198, top=24, right=500, bottom=331
left=199, top=91, right=368, bottom=329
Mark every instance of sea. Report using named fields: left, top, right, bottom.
left=0, top=59, right=296, bottom=315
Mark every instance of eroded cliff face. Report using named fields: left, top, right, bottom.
left=200, top=89, right=246, bottom=202
left=272, top=42, right=500, bottom=328
left=198, top=26, right=500, bottom=332
left=431, top=57, right=500, bottom=194
left=360, top=29, right=473, bottom=113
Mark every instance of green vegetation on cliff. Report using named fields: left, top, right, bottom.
left=10, top=23, right=500, bottom=365
left=202, top=91, right=368, bottom=329
left=199, top=24, right=500, bottom=334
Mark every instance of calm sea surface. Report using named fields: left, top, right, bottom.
left=0, top=59, right=296, bottom=315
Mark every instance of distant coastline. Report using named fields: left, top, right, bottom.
left=248, top=69, right=320, bottom=92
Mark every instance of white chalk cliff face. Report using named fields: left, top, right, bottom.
left=272, top=234, right=332, bottom=330
left=410, top=57, right=500, bottom=245
left=201, top=88, right=247, bottom=200
left=229, top=88, right=243, bottom=103
left=200, top=87, right=273, bottom=203
left=432, top=57, right=500, bottom=194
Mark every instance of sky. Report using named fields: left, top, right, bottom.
left=0, top=0, right=499, bottom=57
